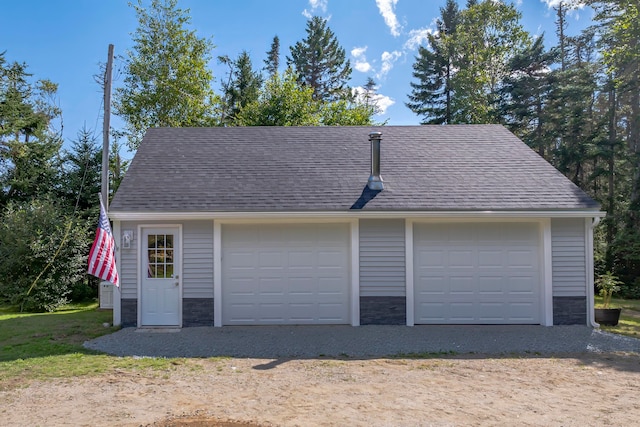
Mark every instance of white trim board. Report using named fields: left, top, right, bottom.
left=109, top=210, right=606, bottom=221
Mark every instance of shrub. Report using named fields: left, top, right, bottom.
left=0, top=198, right=90, bottom=311
left=596, top=271, right=622, bottom=309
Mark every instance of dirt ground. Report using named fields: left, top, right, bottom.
left=2, top=353, right=640, bottom=426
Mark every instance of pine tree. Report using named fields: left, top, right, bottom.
left=287, top=16, right=352, bottom=102
left=499, top=35, right=557, bottom=158
left=61, top=126, right=101, bottom=217
left=219, top=51, right=263, bottom=125
left=406, top=0, right=459, bottom=124
left=264, top=35, right=280, bottom=77
left=591, top=0, right=640, bottom=284
left=0, top=54, right=63, bottom=208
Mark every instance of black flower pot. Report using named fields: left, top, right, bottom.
left=595, top=308, right=622, bottom=326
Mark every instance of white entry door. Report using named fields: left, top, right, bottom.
left=140, top=227, right=181, bottom=326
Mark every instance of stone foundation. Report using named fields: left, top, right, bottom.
left=553, top=296, right=587, bottom=325
left=360, top=296, right=406, bottom=325
left=182, top=298, right=215, bottom=327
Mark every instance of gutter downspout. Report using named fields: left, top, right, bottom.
left=587, top=217, right=601, bottom=327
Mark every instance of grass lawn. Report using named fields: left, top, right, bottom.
left=2, top=298, right=640, bottom=392
left=595, top=296, right=640, bottom=338
left=0, top=302, right=192, bottom=391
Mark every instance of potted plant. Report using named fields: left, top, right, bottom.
left=594, top=271, right=622, bottom=326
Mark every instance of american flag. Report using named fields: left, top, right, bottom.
left=87, top=197, right=119, bottom=287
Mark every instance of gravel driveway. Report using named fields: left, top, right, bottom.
left=84, top=325, right=640, bottom=358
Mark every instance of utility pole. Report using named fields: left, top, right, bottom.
left=102, top=44, right=114, bottom=210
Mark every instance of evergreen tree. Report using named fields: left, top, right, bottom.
left=114, top=0, right=215, bottom=150
left=0, top=54, right=63, bottom=209
left=547, top=29, right=601, bottom=188
left=61, top=126, right=101, bottom=218
left=219, top=51, right=263, bottom=125
left=287, top=16, right=352, bottom=101
left=500, top=35, right=557, bottom=158
left=406, top=0, right=459, bottom=124
left=264, top=35, right=280, bottom=77
left=358, top=77, right=383, bottom=116
left=407, top=0, right=529, bottom=124
left=590, top=0, right=640, bottom=285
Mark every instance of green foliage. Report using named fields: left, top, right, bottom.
left=0, top=198, right=90, bottom=312
left=234, top=69, right=374, bottom=126
left=452, top=0, right=531, bottom=123
left=61, top=126, right=101, bottom=218
left=264, top=35, right=280, bottom=77
left=0, top=136, right=63, bottom=208
left=596, top=271, right=622, bottom=308
left=499, top=35, right=557, bottom=158
left=0, top=53, right=60, bottom=145
left=406, top=0, right=459, bottom=124
left=319, top=99, right=375, bottom=126
left=235, top=70, right=320, bottom=126
left=287, top=16, right=352, bottom=102
left=114, top=0, right=215, bottom=149
left=218, top=51, right=263, bottom=125
left=407, top=0, right=530, bottom=124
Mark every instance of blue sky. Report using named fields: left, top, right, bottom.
left=1, top=0, right=593, bottom=151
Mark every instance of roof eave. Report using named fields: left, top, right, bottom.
left=108, top=209, right=606, bottom=221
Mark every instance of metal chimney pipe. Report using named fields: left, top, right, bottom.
left=367, top=131, right=384, bottom=191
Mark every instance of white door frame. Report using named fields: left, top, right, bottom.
left=406, top=218, right=553, bottom=326
left=137, top=224, right=183, bottom=327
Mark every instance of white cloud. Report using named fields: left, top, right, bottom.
left=351, top=46, right=372, bottom=73
left=540, top=0, right=585, bottom=9
left=404, top=27, right=433, bottom=51
left=302, top=0, right=328, bottom=18
left=310, top=0, right=328, bottom=11
left=376, top=0, right=401, bottom=37
left=378, top=50, right=402, bottom=79
left=373, top=93, right=395, bottom=115
left=352, top=85, right=395, bottom=115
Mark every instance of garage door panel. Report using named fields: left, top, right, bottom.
left=478, top=250, right=502, bottom=267
left=289, top=250, right=314, bottom=265
left=508, top=274, right=536, bottom=289
left=477, top=276, right=504, bottom=293
left=259, top=250, right=283, bottom=267
left=450, top=276, right=474, bottom=293
left=222, top=223, right=350, bottom=325
left=507, top=250, right=535, bottom=267
left=418, top=250, right=445, bottom=267
left=414, top=222, right=541, bottom=325
left=449, top=251, right=474, bottom=267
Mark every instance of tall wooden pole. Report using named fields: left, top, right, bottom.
left=102, top=44, right=114, bottom=210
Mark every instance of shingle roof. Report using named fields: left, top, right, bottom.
left=109, top=125, right=600, bottom=212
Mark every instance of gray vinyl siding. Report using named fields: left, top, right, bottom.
left=359, top=219, right=406, bottom=297
left=551, top=218, right=587, bottom=297
left=119, top=221, right=139, bottom=299
left=182, top=220, right=214, bottom=298
left=117, top=220, right=214, bottom=299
